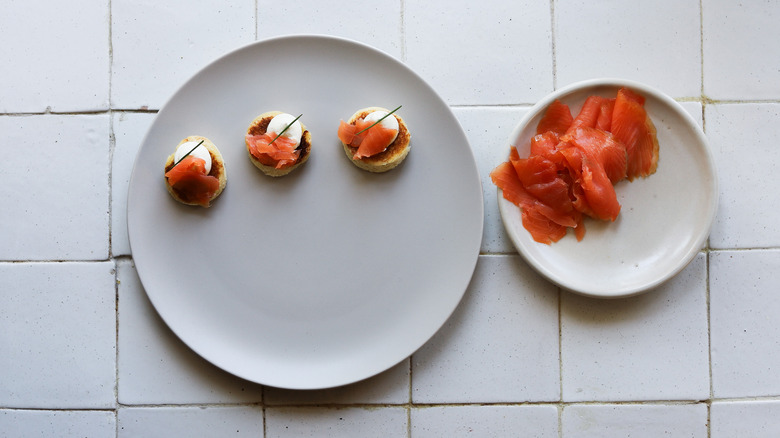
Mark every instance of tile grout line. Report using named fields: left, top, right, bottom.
left=107, top=0, right=121, bottom=432
left=407, top=356, right=413, bottom=437
left=550, top=0, right=557, bottom=91
left=2, top=98, right=780, bottom=119
left=700, top=5, right=714, bottom=437
left=557, top=286, right=564, bottom=438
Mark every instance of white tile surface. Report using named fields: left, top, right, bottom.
left=703, top=0, right=780, bottom=100
left=118, top=406, right=263, bottom=437
left=265, top=360, right=409, bottom=405
left=411, top=405, right=559, bottom=438
left=112, top=112, right=156, bottom=256
left=710, top=249, right=780, bottom=398
left=706, top=103, right=780, bottom=248
left=257, top=0, right=402, bottom=59
left=0, top=410, right=115, bottom=438
left=412, top=255, right=560, bottom=403
left=266, top=406, right=407, bottom=438
left=405, top=0, right=553, bottom=105
left=0, top=115, right=110, bottom=261
left=555, top=0, right=701, bottom=97
left=561, top=253, right=709, bottom=402
left=711, top=400, right=780, bottom=438
left=117, top=259, right=263, bottom=404
left=0, top=262, right=116, bottom=408
left=454, top=107, right=528, bottom=254
left=5, top=2, right=780, bottom=436
left=0, top=0, right=109, bottom=112
left=111, top=0, right=255, bottom=110
left=561, top=403, right=708, bottom=437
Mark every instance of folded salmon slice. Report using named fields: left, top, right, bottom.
left=246, top=133, right=300, bottom=169
left=338, top=119, right=398, bottom=159
left=164, top=156, right=220, bottom=207
left=536, top=100, right=573, bottom=136
left=611, top=87, right=659, bottom=180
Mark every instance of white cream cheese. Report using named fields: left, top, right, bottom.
left=267, top=113, right=303, bottom=148
left=174, top=141, right=212, bottom=173
left=363, top=110, right=399, bottom=144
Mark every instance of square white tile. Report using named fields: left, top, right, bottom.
left=0, top=410, right=115, bottom=438
left=0, top=262, right=116, bottom=408
left=257, top=1, right=402, bottom=60
left=0, top=115, right=110, bottom=261
left=404, top=0, right=553, bottom=105
left=111, top=0, right=255, bottom=110
left=711, top=400, right=780, bottom=438
left=116, top=259, right=263, bottom=404
left=703, top=0, right=780, bottom=100
left=412, top=255, right=560, bottom=403
left=710, top=249, right=780, bottom=398
left=706, top=103, right=780, bottom=248
left=112, top=112, right=156, bottom=256
left=265, top=359, right=409, bottom=405
left=453, top=107, right=529, bottom=254
left=0, top=0, right=109, bottom=112
left=118, top=406, right=263, bottom=437
left=411, top=405, right=559, bottom=438
left=266, top=406, right=407, bottom=438
left=562, top=403, right=708, bottom=437
left=555, top=0, right=701, bottom=97
left=561, top=253, right=709, bottom=402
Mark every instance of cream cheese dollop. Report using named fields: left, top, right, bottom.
left=363, top=110, right=399, bottom=145
left=174, top=141, right=212, bottom=174
left=267, top=113, right=303, bottom=148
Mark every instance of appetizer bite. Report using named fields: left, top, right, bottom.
left=337, top=106, right=411, bottom=172
left=245, top=112, right=311, bottom=177
left=164, top=136, right=227, bottom=208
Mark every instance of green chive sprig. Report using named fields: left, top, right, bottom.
left=356, top=105, right=402, bottom=135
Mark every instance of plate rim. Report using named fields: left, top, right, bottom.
left=497, top=77, right=718, bottom=298
left=127, top=34, right=484, bottom=388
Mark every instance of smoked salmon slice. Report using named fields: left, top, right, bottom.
left=245, top=133, right=300, bottom=169
left=536, top=100, right=573, bottom=136
left=565, top=95, right=605, bottom=135
left=164, top=156, right=220, bottom=207
left=338, top=119, right=399, bottom=159
left=611, top=88, right=659, bottom=180
left=491, top=87, right=660, bottom=244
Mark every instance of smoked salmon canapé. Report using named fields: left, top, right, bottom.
left=490, top=87, right=660, bottom=245
left=245, top=111, right=312, bottom=177
left=337, top=106, right=411, bottom=173
left=164, top=136, right=227, bottom=208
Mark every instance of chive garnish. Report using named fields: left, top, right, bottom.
left=171, top=139, right=205, bottom=168
left=355, top=105, right=402, bottom=135
left=268, top=114, right=303, bottom=145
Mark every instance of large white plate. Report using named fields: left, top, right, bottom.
left=127, top=35, right=483, bottom=389
left=498, top=78, right=718, bottom=298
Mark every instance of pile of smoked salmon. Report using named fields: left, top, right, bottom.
left=491, top=87, right=659, bottom=244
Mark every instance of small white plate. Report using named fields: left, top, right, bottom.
left=127, top=35, right=483, bottom=389
left=497, top=78, right=718, bottom=298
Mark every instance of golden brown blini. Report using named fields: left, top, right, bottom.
left=245, top=111, right=312, bottom=177
left=339, top=106, right=411, bottom=173
left=163, top=136, right=227, bottom=207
